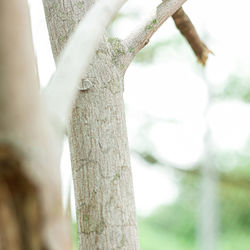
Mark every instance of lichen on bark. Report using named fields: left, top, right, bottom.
left=42, top=0, right=140, bottom=249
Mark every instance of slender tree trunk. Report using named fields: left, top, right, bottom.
left=69, top=41, right=139, bottom=249
left=198, top=77, right=218, bottom=250
left=42, top=1, right=139, bottom=249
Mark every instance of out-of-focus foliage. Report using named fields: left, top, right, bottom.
left=215, top=150, right=250, bottom=180
left=134, top=36, right=184, bottom=64
left=72, top=222, right=78, bottom=250
left=72, top=153, right=250, bottom=250
left=217, top=74, right=250, bottom=103
left=220, top=185, right=250, bottom=233
left=137, top=164, right=250, bottom=250
left=138, top=197, right=196, bottom=249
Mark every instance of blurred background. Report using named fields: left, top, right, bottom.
left=28, top=0, right=250, bottom=249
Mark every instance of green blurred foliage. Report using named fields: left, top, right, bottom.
left=72, top=221, right=78, bottom=250
left=138, top=218, right=194, bottom=250
left=218, top=75, right=250, bottom=103
left=134, top=36, right=184, bottom=64
left=73, top=177, right=250, bottom=250
left=135, top=148, right=250, bottom=249
left=220, top=185, right=250, bottom=234
left=137, top=168, right=250, bottom=250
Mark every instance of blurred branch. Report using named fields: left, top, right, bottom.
left=120, top=0, right=187, bottom=71
left=172, top=7, right=212, bottom=66
left=42, top=0, right=127, bottom=138
left=133, top=150, right=250, bottom=190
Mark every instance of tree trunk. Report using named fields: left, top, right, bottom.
left=42, top=1, right=139, bottom=249
left=198, top=78, right=218, bottom=250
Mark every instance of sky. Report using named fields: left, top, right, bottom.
left=28, top=0, right=250, bottom=214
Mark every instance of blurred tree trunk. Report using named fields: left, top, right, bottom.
left=42, top=0, right=139, bottom=249
left=198, top=77, right=219, bottom=250
left=0, top=1, right=72, bottom=250
left=199, top=138, right=219, bottom=250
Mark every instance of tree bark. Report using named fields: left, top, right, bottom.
left=42, top=1, right=139, bottom=249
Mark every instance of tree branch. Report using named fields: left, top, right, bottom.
left=121, top=0, right=187, bottom=70
left=172, top=7, right=212, bottom=66
left=42, top=0, right=127, bottom=137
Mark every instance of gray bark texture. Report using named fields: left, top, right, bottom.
left=42, top=0, right=140, bottom=249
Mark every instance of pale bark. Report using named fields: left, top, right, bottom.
left=43, top=0, right=139, bottom=249
left=42, top=0, right=127, bottom=135
left=43, top=0, right=188, bottom=249
left=0, top=1, right=71, bottom=249
left=121, top=0, right=187, bottom=71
